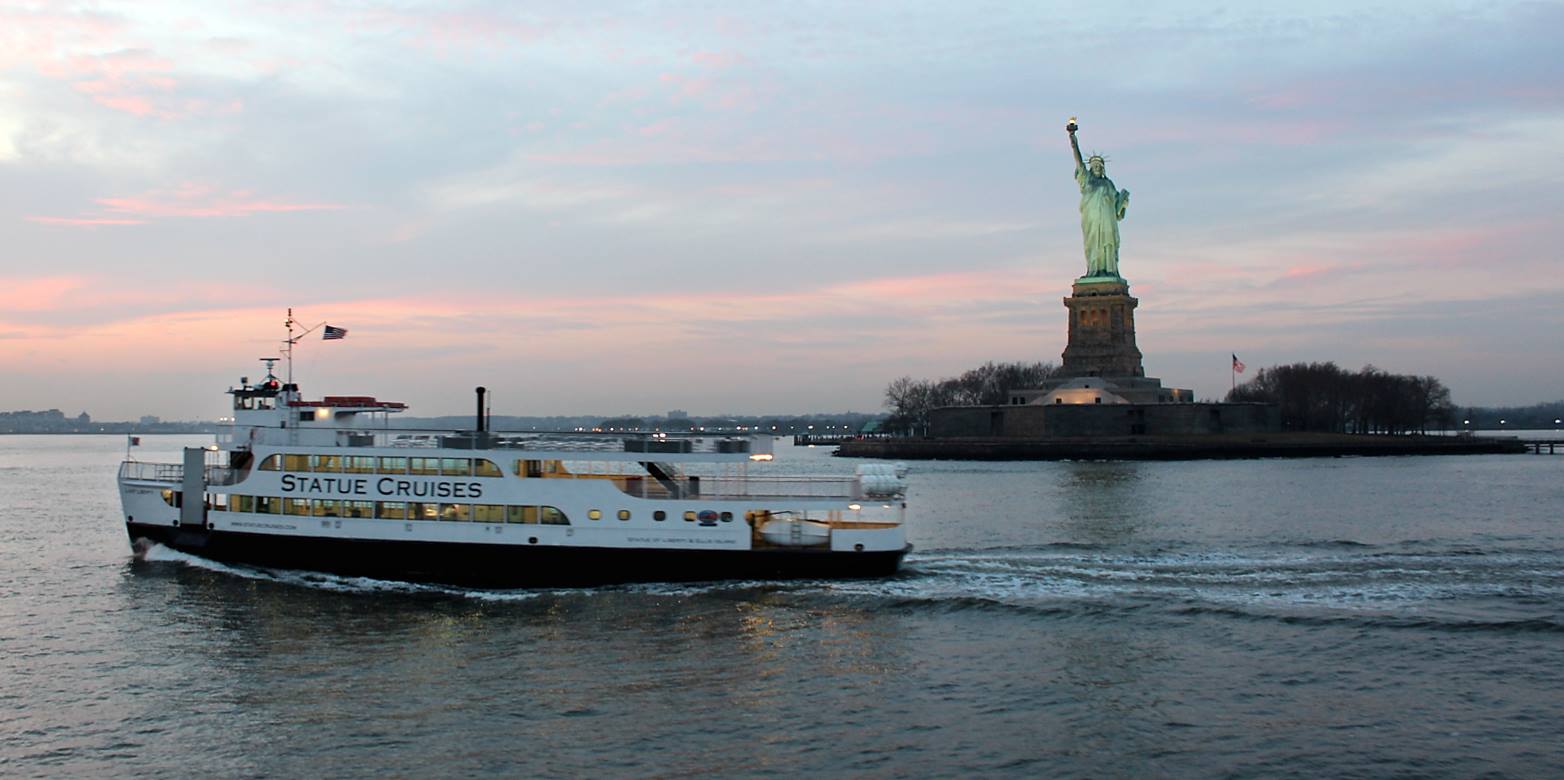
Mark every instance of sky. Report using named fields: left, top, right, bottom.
left=2, top=0, right=1562, bottom=420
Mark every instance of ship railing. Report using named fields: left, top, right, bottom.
left=119, top=461, right=183, bottom=483
left=117, top=461, right=241, bottom=486
left=239, top=426, right=772, bottom=455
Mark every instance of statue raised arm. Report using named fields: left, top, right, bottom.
left=1067, top=117, right=1086, bottom=173
left=1065, top=118, right=1130, bottom=279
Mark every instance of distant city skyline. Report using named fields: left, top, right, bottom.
left=3, top=1, right=1561, bottom=419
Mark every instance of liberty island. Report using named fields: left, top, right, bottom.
left=846, top=119, right=1521, bottom=458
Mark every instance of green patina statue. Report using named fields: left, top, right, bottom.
left=1066, top=118, right=1129, bottom=279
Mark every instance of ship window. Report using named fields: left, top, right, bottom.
left=516, top=459, right=544, bottom=478
left=344, top=500, right=374, bottom=518
left=284, top=498, right=310, bottom=516
left=618, top=509, right=631, bottom=521
left=473, top=459, right=502, bottom=478
left=473, top=504, right=505, bottom=522
left=409, top=458, right=439, bottom=476
left=257, top=496, right=282, bottom=514
left=441, top=503, right=470, bottom=521
left=378, top=457, right=407, bottom=474
left=654, top=510, right=666, bottom=522
left=344, top=456, right=375, bottom=474
left=684, top=511, right=696, bottom=522
left=233, top=495, right=255, bottom=513
left=588, top=509, right=602, bottom=521
left=160, top=489, right=176, bottom=507
left=720, top=512, right=733, bottom=523
left=259, top=455, right=282, bottom=471
left=312, top=499, right=340, bottom=517
left=440, top=458, right=470, bottom=477
left=409, top=502, right=439, bottom=521
left=312, top=454, right=343, bottom=473
left=539, top=506, right=569, bottom=525
left=299, top=411, right=313, bottom=423
left=377, top=501, right=408, bottom=520
left=284, top=454, right=311, bottom=471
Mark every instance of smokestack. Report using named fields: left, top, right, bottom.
left=475, top=386, right=487, bottom=432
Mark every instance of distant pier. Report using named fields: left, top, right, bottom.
left=794, top=433, right=890, bottom=446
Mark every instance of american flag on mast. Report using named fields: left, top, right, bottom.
left=1232, top=354, right=1246, bottom=374
left=322, top=325, right=348, bottom=340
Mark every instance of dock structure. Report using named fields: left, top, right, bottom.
left=794, top=433, right=895, bottom=446
left=1524, top=439, right=1564, bottom=454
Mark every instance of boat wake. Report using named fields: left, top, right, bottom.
left=135, top=542, right=1564, bottom=631
left=812, top=545, right=1564, bottom=631
left=137, top=543, right=546, bottom=602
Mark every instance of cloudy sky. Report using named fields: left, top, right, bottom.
left=2, top=0, right=1561, bottom=420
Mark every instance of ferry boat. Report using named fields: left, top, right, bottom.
left=117, top=353, right=911, bottom=588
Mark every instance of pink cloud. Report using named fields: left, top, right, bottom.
left=26, top=216, right=146, bottom=226
left=0, top=7, right=123, bottom=71
left=85, top=93, right=160, bottom=117
left=31, top=184, right=346, bottom=226
left=0, top=276, right=90, bottom=311
left=346, top=8, right=551, bottom=53
left=1282, top=264, right=1332, bottom=280
left=30, top=46, right=199, bottom=118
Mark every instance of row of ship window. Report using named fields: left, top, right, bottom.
left=163, top=490, right=735, bottom=525
left=259, top=454, right=505, bottom=477
left=256, top=454, right=607, bottom=479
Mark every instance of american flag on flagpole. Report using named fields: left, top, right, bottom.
left=1232, top=354, right=1246, bottom=374
left=323, top=325, right=348, bottom=340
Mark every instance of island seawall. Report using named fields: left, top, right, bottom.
left=835, top=433, right=1526, bottom=461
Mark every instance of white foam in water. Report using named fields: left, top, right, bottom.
left=136, top=543, right=1563, bottom=613
left=138, top=543, right=548, bottom=601
left=818, top=547, right=1564, bottom=615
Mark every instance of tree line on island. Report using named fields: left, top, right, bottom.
left=1224, top=362, right=1456, bottom=434
left=880, top=360, right=1463, bottom=435
left=883, top=362, right=1062, bottom=434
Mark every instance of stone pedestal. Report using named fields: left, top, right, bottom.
left=1060, top=276, right=1144, bottom=378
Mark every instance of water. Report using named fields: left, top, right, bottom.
left=3, top=435, right=1562, bottom=777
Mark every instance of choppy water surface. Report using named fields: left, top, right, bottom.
left=2, top=435, right=1562, bottom=777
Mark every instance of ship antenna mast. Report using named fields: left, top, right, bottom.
left=281, top=307, right=329, bottom=387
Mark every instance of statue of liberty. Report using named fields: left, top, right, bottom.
left=1066, top=118, right=1129, bottom=278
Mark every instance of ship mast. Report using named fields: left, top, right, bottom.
left=281, top=308, right=328, bottom=387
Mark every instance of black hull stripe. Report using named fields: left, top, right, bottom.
left=126, top=523, right=909, bottom=588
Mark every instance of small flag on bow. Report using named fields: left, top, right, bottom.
left=322, top=325, right=348, bottom=340
left=127, top=435, right=141, bottom=446
left=1232, top=354, right=1246, bottom=374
